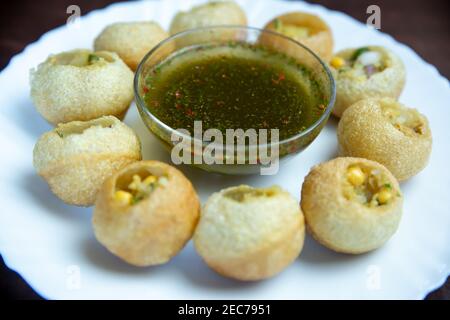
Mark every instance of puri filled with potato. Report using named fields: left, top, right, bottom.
left=338, top=97, right=432, bottom=181
left=301, top=157, right=403, bottom=254
left=30, top=49, right=134, bottom=125
left=33, top=116, right=141, bottom=206
left=194, top=185, right=305, bottom=281
left=93, top=160, right=200, bottom=267
left=330, top=46, right=405, bottom=117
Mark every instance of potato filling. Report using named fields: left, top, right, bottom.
left=344, top=165, right=395, bottom=207
left=381, top=101, right=426, bottom=136
left=332, top=47, right=386, bottom=78
left=224, top=185, right=279, bottom=202
left=50, top=51, right=113, bottom=67
left=114, top=173, right=168, bottom=206
left=273, top=19, right=311, bottom=39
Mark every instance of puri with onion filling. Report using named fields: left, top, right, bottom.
left=338, top=97, right=432, bottom=181
left=329, top=46, right=405, bottom=117
left=261, top=12, right=333, bottom=62
left=301, top=157, right=403, bottom=254
left=194, top=185, right=305, bottom=281
left=93, top=160, right=200, bottom=266
left=94, top=21, right=169, bottom=71
left=33, top=116, right=141, bottom=206
left=30, top=49, right=134, bottom=125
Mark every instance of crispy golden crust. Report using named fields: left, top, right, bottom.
left=260, top=12, right=334, bottom=62
left=194, top=185, right=304, bottom=281
left=169, top=1, right=247, bottom=35
left=331, top=46, right=406, bottom=117
left=93, top=160, right=200, bottom=266
left=337, top=98, right=432, bottom=181
left=301, top=157, right=403, bottom=254
left=30, top=49, right=134, bottom=125
left=33, top=116, right=141, bottom=206
left=94, top=21, right=169, bottom=71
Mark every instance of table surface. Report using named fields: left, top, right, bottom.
left=0, top=0, right=448, bottom=300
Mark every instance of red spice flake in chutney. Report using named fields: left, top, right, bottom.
left=143, top=43, right=327, bottom=140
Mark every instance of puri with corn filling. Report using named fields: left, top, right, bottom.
left=169, top=1, right=246, bottom=46
left=93, top=160, right=200, bottom=266
left=194, top=185, right=305, bottom=281
left=337, top=97, right=432, bottom=181
left=94, top=21, right=169, bottom=71
left=301, top=157, right=403, bottom=254
left=33, top=116, right=141, bottom=206
left=30, top=49, right=134, bottom=125
left=329, top=46, right=405, bottom=117
left=260, top=12, right=334, bottom=62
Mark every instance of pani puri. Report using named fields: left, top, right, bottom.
left=301, top=157, right=403, bottom=254
left=30, top=49, right=134, bottom=125
left=337, top=97, right=432, bottom=181
left=33, top=116, right=141, bottom=206
left=94, top=21, right=169, bottom=71
left=169, top=1, right=247, bottom=47
left=93, top=160, right=200, bottom=266
left=261, top=12, right=334, bottom=62
left=194, top=185, right=305, bottom=281
left=330, top=46, right=406, bottom=117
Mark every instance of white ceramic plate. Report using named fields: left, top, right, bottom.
left=0, top=0, right=449, bottom=299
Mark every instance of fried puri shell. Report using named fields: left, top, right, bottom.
left=301, top=157, right=403, bottom=254
left=30, top=49, right=134, bottom=125
left=331, top=46, right=406, bottom=117
left=33, top=116, right=141, bottom=206
left=93, top=160, right=200, bottom=267
left=194, top=185, right=305, bottom=281
left=170, top=1, right=246, bottom=34
left=337, top=98, right=432, bottom=181
left=260, top=12, right=334, bottom=62
left=169, top=1, right=247, bottom=47
left=94, top=21, right=169, bottom=71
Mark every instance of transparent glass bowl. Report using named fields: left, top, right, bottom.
left=134, top=26, right=335, bottom=175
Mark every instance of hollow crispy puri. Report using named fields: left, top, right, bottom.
left=33, top=116, right=141, bottom=206
left=30, top=49, right=134, bottom=125
left=337, top=98, right=432, bottom=181
left=93, top=160, right=200, bottom=266
left=261, top=12, right=334, bottom=62
left=331, top=46, right=405, bottom=117
left=194, top=185, right=304, bottom=281
left=169, top=1, right=247, bottom=35
left=301, top=157, right=403, bottom=254
left=94, top=21, right=169, bottom=71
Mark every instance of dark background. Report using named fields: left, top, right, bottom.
left=0, top=0, right=448, bottom=300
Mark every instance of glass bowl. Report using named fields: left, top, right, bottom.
left=134, top=26, right=335, bottom=175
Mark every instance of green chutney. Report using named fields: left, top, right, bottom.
left=142, top=43, right=326, bottom=140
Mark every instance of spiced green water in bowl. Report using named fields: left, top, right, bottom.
left=135, top=27, right=335, bottom=175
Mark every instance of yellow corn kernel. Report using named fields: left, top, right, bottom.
left=114, top=190, right=132, bottom=205
left=347, top=166, right=366, bottom=186
left=377, top=188, right=392, bottom=205
left=330, top=56, right=345, bottom=69
left=143, top=175, right=157, bottom=186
